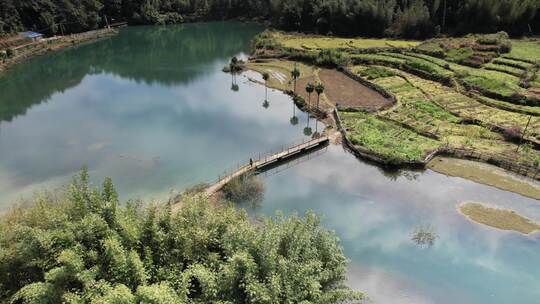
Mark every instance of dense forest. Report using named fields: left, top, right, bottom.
left=1, top=0, right=540, bottom=38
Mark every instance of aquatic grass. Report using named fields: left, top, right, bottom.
left=460, top=202, right=540, bottom=234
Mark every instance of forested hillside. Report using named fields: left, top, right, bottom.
left=1, top=0, right=539, bottom=38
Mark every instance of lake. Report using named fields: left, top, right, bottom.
left=0, top=22, right=539, bottom=303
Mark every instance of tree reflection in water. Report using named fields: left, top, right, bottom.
left=411, top=223, right=439, bottom=248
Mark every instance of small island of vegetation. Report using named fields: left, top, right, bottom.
left=459, top=202, right=540, bottom=234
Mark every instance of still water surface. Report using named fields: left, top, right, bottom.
left=0, top=22, right=539, bottom=303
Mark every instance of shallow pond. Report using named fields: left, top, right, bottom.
left=0, top=22, right=539, bottom=304
left=251, top=145, right=540, bottom=304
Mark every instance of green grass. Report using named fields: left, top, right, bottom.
left=472, top=94, right=540, bottom=116
left=381, top=52, right=453, bottom=77
left=358, top=66, right=396, bottom=80
left=254, top=32, right=540, bottom=169
left=351, top=53, right=406, bottom=65
left=340, top=111, right=440, bottom=163
left=506, top=40, right=540, bottom=63
left=462, top=75, right=517, bottom=97
left=274, top=32, right=420, bottom=50
left=405, top=52, right=451, bottom=67
left=371, top=66, right=540, bottom=143
left=484, top=62, right=525, bottom=77
left=446, top=47, right=474, bottom=62
left=407, top=99, right=457, bottom=121
left=372, top=75, right=416, bottom=94
left=492, top=57, right=532, bottom=70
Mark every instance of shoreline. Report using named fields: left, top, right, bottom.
left=429, top=157, right=540, bottom=200
left=241, top=62, right=540, bottom=197
left=244, top=55, right=540, bottom=182
left=0, top=28, right=118, bottom=74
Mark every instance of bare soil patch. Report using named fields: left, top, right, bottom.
left=318, top=69, right=393, bottom=111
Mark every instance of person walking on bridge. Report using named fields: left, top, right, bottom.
left=249, top=158, right=253, bottom=167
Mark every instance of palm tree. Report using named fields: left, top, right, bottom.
left=291, top=65, right=300, bottom=94
left=229, top=57, right=241, bottom=86
left=305, top=83, right=314, bottom=107
left=315, top=83, right=325, bottom=111
left=262, top=72, right=270, bottom=100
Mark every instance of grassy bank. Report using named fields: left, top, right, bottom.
left=0, top=28, right=118, bottom=73
left=250, top=30, right=540, bottom=176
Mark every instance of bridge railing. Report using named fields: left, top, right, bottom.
left=212, top=136, right=329, bottom=184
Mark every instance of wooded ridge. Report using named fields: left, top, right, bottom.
left=1, top=0, right=539, bottom=38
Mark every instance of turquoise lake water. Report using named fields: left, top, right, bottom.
left=0, top=22, right=539, bottom=303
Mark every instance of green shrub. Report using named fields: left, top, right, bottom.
left=184, top=182, right=209, bottom=195
left=463, top=75, right=515, bottom=97
left=316, top=48, right=349, bottom=67
left=446, top=47, right=474, bottom=62
left=251, top=31, right=280, bottom=51
left=6, top=48, right=14, bottom=58
left=407, top=60, right=436, bottom=73
left=221, top=173, right=265, bottom=205
left=0, top=169, right=363, bottom=303
left=359, top=66, right=396, bottom=80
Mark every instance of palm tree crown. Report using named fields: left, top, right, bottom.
left=305, top=83, right=314, bottom=107
left=315, top=83, right=324, bottom=110
left=315, top=83, right=325, bottom=95
left=291, top=67, right=300, bottom=79
left=306, top=83, right=314, bottom=94
left=291, top=66, right=300, bottom=93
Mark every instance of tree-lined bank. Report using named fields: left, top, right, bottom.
left=1, top=0, right=540, bottom=38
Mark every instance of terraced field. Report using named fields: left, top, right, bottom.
left=272, top=32, right=420, bottom=50
left=251, top=30, right=540, bottom=174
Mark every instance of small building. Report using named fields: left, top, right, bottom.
left=19, top=31, right=44, bottom=41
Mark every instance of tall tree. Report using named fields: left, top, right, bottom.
left=315, top=82, right=324, bottom=111
left=291, top=64, right=300, bottom=94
